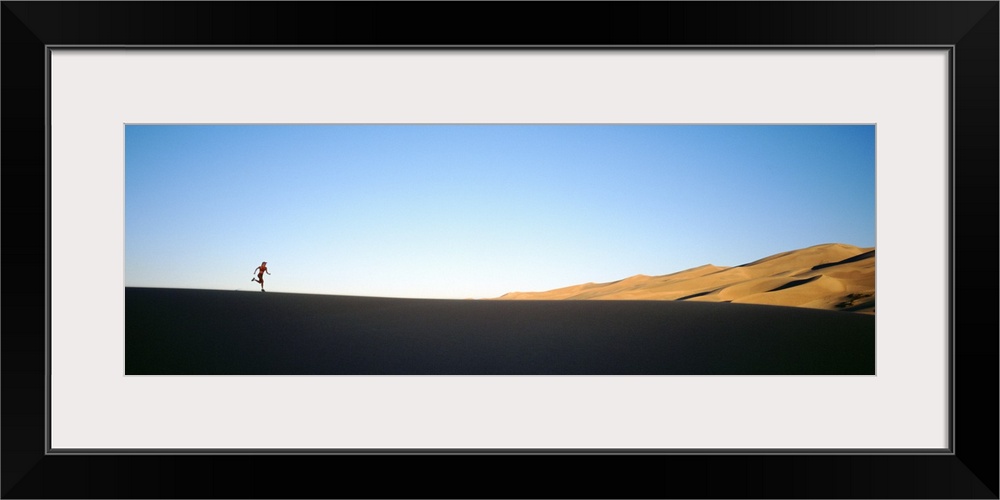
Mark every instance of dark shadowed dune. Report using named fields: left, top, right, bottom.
left=768, top=275, right=822, bottom=292
left=125, top=287, right=875, bottom=375
left=811, top=249, right=876, bottom=271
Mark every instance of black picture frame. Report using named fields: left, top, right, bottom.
left=3, top=2, right=996, bottom=498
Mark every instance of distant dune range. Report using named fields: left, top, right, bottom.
left=495, top=243, right=875, bottom=314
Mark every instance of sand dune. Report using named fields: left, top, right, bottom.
left=126, top=288, right=874, bottom=375
left=495, top=243, right=875, bottom=314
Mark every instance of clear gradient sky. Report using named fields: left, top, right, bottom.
left=124, top=124, right=875, bottom=299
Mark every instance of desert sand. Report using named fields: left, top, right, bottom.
left=495, top=243, right=875, bottom=314
left=126, top=287, right=874, bottom=375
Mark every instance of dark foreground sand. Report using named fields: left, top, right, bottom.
left=125, top=288, right=875, bottom=375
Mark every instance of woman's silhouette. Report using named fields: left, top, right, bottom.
left=252, top=261, right=270, bottom=291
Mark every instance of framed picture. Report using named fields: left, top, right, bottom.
left=121, top=122, right=878, bottom=378
left=4, top=2, right=996, bottom=498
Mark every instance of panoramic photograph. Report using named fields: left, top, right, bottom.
left=125, top=124, right=875, bottom=375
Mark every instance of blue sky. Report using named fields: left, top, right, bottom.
left=124, top=124, right=875, bottom=299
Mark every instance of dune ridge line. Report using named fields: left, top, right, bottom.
left=494, top=243, right=875, bottom=314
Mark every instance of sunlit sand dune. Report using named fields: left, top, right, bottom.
left=495, top=243, right=875, bottom=314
